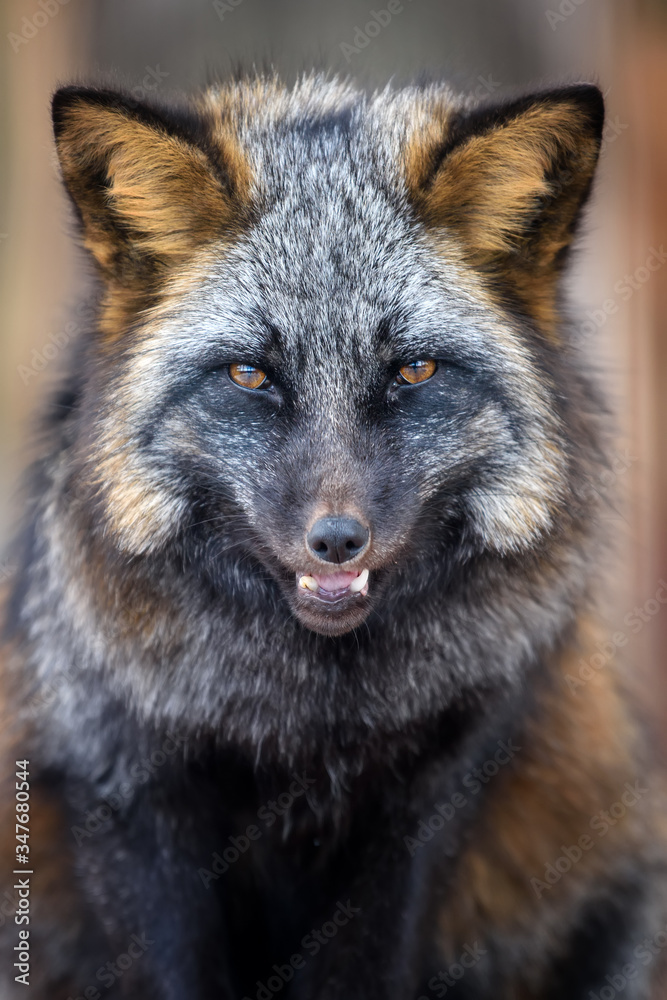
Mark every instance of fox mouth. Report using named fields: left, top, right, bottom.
left=297, top=568, right=369, bottom=602
left=290, top=567, right=372, bottom=635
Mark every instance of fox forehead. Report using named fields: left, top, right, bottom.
left=180, top=112, right=430, bottom=348
left=185, top=81, right=480, bottom=354
left=147, top=141, right=492, bottom=371
left=150, top=230, right=497, bottom=382
left=198, top=220, right=474, bottom=352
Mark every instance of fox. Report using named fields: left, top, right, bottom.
left=0, top=73, right=665, bottom=999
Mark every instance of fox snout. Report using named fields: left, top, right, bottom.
left=305, top=516, right=370, bottom=564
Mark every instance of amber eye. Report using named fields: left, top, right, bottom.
left=396, top=359, right=437, bottom=385
left=229, top=363, right=270, bottom=390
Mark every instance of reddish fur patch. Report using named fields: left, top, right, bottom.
left=438, top=616, right=655, bottom=959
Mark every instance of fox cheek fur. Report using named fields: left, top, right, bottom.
left=1, top=75, right=665, bottom=999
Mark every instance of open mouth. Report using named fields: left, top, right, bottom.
left=296, top=568, right=369, bottom=603
left=288, top=566, right=374, bottom=636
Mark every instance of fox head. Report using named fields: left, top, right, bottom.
left=52, top=76, right=604, bottom=639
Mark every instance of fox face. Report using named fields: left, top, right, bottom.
left=53, top=77, right=603, bottom=639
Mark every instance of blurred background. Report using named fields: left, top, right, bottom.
left=0, top=0, right=665, bottom=743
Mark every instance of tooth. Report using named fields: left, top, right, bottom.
left=299, top=575, right=319, bottom=592
left=349, top=569, right=369, bottom=593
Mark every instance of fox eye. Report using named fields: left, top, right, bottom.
left=229, top=363, right=271, bottom=390
left=395, top=359, right=437, bottom=386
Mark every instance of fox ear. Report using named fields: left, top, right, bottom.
left=407, top=85, right=604, bottom=318
left=52, top=86, right=250, bottom=276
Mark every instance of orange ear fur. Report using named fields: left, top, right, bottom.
left=52, top=88, right=251, bottom=275
left=406, top=86, right=604, bottom=331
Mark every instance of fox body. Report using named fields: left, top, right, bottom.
left=0, top=75, right=665, bottom=998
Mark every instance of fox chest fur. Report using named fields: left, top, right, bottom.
left=0, top=75, right=664, bottom=1000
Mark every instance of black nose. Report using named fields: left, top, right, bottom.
left=306, top=517, right=370, bottom=564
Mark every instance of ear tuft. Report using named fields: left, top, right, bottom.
left=52, top=86, right=251, bottom=276
left=406, top=85, right=604, bottom=326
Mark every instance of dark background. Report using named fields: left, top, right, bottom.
left=0, top=0, right=665, bottom=736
